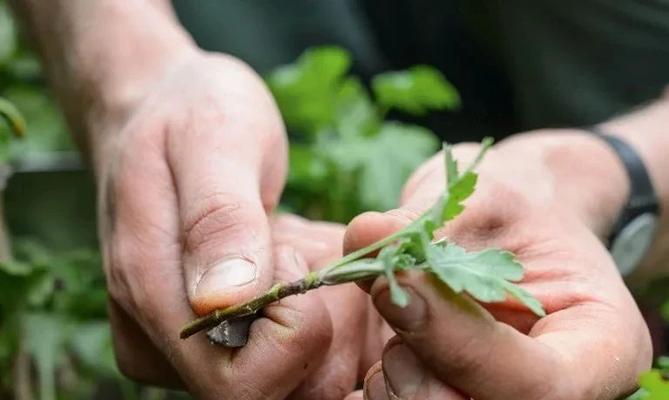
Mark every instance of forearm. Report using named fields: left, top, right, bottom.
left=9, top=0, right=196, bottom=158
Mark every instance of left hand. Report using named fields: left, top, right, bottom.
left=343, top=130, right=653, bottom=400
left=110, top=213, right=390, bottom=399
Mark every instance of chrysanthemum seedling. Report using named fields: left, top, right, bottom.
left=180, top=138, right=545, bottom=340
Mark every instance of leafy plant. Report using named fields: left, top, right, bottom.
left=0, top=0, right=72, bottom=159
left=0, top=97, right=25, bottom=161
left=0, top=240, right=114, bottom=400
left=270, top=46, right=459, bottom=222
left=180, top=139, right=545, bottom=338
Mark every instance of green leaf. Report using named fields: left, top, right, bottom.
left=0, top=2, right=17, bottom=65
left=500, top=281, right=546, bottom=318
left=462, top=137, right=494, bottom=175
left=23, top=313, right=71, bottom=400
left=380, top=246, right=409, bottom=307
left=636, top=370, right=669, bottom=400
left=335, top=77, right=380, bottom=139
left=444, top=143, right=459, bottom=185
left=372, top=65, right=460, bottom=115
left=0, top=96, right=26, bottom=138
left=0, top=259, right=33, bottom=276
left=324, top=122, right=438, bottom=211
left=4, top=87, right=73, bottom=158
left=425, top=243, right=545, bottom=316
left=443, top=171, right=477, bottom=221
left=69, top=321, right=117, bottom=375
left=267, top=46, right=351, bottom=135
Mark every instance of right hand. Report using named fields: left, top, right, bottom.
left=342, top=133, right=653, bottom=400
left=94, top=50, right=334, bottom=398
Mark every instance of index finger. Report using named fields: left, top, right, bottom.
left=369, top=269, right=650, bottom=400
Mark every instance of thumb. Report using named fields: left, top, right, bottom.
left=170, top=137, right=283, bottom=316
left=369, top=271, right=560, bottom=399
left=181, top=166, right=273, bottom=316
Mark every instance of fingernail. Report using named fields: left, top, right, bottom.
left=383, top=344, right=425, bottom=399
left=373, top=286, right=426, bottom=332
left=365, top=371, right=390, bottom=400
left=196, top=258, right=256, bottom=295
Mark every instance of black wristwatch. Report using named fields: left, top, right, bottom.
left=587, top=127, right=660, bottom=276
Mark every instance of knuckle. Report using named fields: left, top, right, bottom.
left=385, top=207, right=423, bottom=223
left=401, top=155, right=443, bottom=202
left=183, top=193, right=263, bottom=255
left=266, top=303, right=334, bottom=363
left=289, top=313, right=333, bottom=358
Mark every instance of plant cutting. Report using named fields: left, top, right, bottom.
left=180, top=138, right=546, bottom=340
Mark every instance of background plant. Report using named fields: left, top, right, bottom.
left=0, top=0, right=667, bottom=397
left=0, top=2, right=459, bottom=397
left=269, top=46, right=459, bottom=222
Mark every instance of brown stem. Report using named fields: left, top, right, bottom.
left=180, top=276, right=323, bottom=339
left=179, top=261, right=388, bottom=340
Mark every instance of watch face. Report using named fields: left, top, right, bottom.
left=610, top=213, right=659, bottom=276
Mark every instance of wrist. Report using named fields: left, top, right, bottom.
left=74, top=4, right=197, bottom=140
left=598, top=98, right=669, bottom=284
left=498, top=131, right=629, bottom=239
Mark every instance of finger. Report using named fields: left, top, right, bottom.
left=215, top=245, right=333, bottom=400
left=370, top=270, right=608, bottom=400
left=362, top=362, right=388, bottom=400
left=145, top=243, right=333, bottom=400
left=108, top=126, right=331, bottom=399
left=345, top=208, right=421, bottom=295
left=381, top=336, right=467, bottom=400
left=289, top=283, right=366, bottom=400
left=359, top=299, right=395, bottom=381
left=344, top=390, right=364, bottom=400
left=271, top=213, right=345, bottom=268
left=271, top=217, right=365, bottom=400
left=168, top=117, right=285, bottom=315
left=107, top=299, right=183, bottom=388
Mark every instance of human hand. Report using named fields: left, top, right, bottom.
left=271, top=214, right=393, bottom=399
left=93, top=50, right=337, bottom=398
left=343, top=131, right=653, bottom=400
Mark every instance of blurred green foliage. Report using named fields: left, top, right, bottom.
left=1, top=1, right=667, bottom=398
left=0, top=242, right=111, bottom=399
left=0, top=0, right=73, bottom=159
left=0, top=2, right=178, bottom=399
left=0, top=6, right=459, bottom=394
left=627, top=357, right=669, bottom=399
left=268, top=46, right=458, bottom=222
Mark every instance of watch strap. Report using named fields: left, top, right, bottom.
left=586, top=127, right=660, bottom=245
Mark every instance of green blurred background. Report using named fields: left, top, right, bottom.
left=1, top=1, right=669, bottom=399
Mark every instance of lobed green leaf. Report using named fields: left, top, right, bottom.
left=372, top=65, right=460, bottom=115
left=266, top=46, right=351, bottom=136
left=636, top=370, right=669, bottom=400
left=424, top=243, right=545, bottom=316
left=443, top=171, right=477, bottom=221
left=380, top=245, right=410, bottom=307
